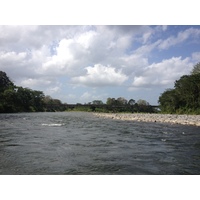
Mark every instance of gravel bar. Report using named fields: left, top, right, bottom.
left=94, top=113, right=200, bottom=126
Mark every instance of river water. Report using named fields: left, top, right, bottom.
left=0, top=112, right=200, bottom=175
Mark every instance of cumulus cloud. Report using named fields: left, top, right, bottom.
left=158, top=27, right=200, bottom=50
left=21, top=78, right=52, bottom=87
left=131, top=56, right=193, bottom=88
left=40, top=39, right=75, bottom=75
left=0, top=50, right=35, bottom=81
left=37, top=31, right=97, bottom=77
left=72, top=64, right=128, bottom=87
left=120, top=54, right=149, bottom=76
left=0, top=25, right=200, bottom=104
left=79, top=91, right=108, bottom=104
left=0, top=51, right=27, bottom=61
left=20, top=76, right=62, bottom=96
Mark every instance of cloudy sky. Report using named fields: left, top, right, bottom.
left=0, top=25, right=200, bottom=104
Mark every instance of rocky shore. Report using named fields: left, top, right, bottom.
left=94, top=113, right=200, bottom=126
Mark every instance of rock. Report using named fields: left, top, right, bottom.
left=93, top=113, right=200, bottom=126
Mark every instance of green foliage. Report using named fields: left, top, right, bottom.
left=191, top=62, right=200, bottom=75
left=0, top=71, right=46, bottom=113
left=117, top=97, right=128, bottom=105
left=68, top=97, right=155, bottom=113
left=106, top=97, right=127, bottom=106
left=43, top=95, right=65, bottom=111
left=0, top=86, right=45, bottom=113
left=0, top=71, right=14, bottom=93
left=128, top=99, right=135, bottom=106
left=159, top=73, right=200, bottom=114
left=105, top=97, right=154, bottom=113
left=0, top=71, right=69, bottom=113
left=92, top=100, right=104, bottom=105
left=158, top=89, right=179, bottom=113
left=137, top=99, right=149, bottom=106
left=106, top=98, right=116, bottom=105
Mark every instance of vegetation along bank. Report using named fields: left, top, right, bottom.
left=1, top=62, right=200, bottom=114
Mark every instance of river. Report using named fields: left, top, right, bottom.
left=0, top=112, right=200, bottom=174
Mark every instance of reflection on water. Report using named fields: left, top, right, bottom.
left=0, top=112, right=200, bottom=174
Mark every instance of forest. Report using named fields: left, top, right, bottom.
left=0, top=71, right=65, bottom=113
left=158, top=62, right=200, bottom=114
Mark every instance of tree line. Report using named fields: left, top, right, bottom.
left=158, top=62, right=200, bottom=114
left=0, top=70, right=156, bottom=113
left=4, top=61, right=200, bottom=115
left=0, top=71, right=65, bottom=113
left=73, top=97, right=156, bottom=113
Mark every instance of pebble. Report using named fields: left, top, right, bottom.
left=93, top=113, right=200, bottom=126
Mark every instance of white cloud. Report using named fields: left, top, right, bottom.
left=131, top=56, right=193, bottom=88
left=0, top=26, right=38, bottom=51
left=40, top=39, right=75, bottom=75
left=1, top=25, right=200, bottom=104
left=120, top=54, right=149, bottom=76
left=75, top=30, right=97, bottom=48
left=0, top=26, right=90, bottom=52
left=142, top=32, right=152, bottom=44
left=80, top=91, right=108, bottom=103
left=0, top=51, right=27, bottom=61
left=46, top=86, right=61, bottom=95
left=158, top=27, right=200, bottom=50
left=133, top=39, right=162, bottom=56
left=0, top=50, right=35, bottom=81
left=191, top=52, right=200, bottom=62
left=132, top=76, right=149, bottom=87
left=38, top=32, right=96, bottom=77
left=20, top=77, right=61, bottom=93
left=72, top=64, right=128, bottom=87
left=80, top=92, right=92, bottom=100
left=0, top=51, right=28, bottom=72
left=0, top=25, right=153, bottom=83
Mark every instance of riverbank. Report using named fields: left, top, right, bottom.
left=94, top=113, right=200, bottom=126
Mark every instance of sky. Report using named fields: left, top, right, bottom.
left=0, top=1, right=199, bottom=198
left=0, top=25, right=200, bottom=105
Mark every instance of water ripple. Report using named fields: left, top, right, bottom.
left=0, top=112, right=200, bottom=174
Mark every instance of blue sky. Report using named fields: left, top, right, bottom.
left=0, top=25, right=200, bottom=105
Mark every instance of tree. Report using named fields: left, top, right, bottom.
left=43, top=95, right=65, bottom=111
left=158, top=89, right=179, bottom=113
left=43, top=95, right=53, bottom=104
left=117, top=97, right=128, bottom=105
left=2, top=88, right=18, bottom=112
left=175, top=74, right=200, bottom=110
left=128, top=99, right=136, bottom=113
left=191, top=62, right=200, bottom=75
left=31, top=90, right=45, bottom=111
left=128, top=99, right=135, bottom=106
left=0, top=71, right=16, bottom=112
left=0, top=71, right=47, bottom=112
left=0, top=71, right=14, bottom=92
left=136, top=99, right=154, bottom=113
left=106, top=98, right=116, bottom=105
left=137, top=99, right=149, bottom=106
left=158, top=73, right=200, bottom=114
left=92, top=100, right=104, bottom=105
